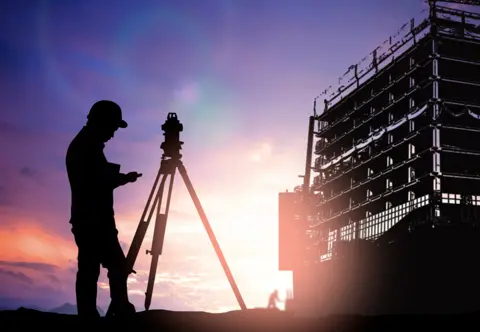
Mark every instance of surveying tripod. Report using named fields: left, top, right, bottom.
left=106, top=113, right=247, bottom=317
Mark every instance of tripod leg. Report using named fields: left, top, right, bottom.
left=126, top=175, right=168, bottom=272
left=145, top=171, right=176, bottom=310
left=177, top=162, right=248, bottom=311
left=144, top=215, right=164, bottom=311
left=106, top=167, right=168, bottom=318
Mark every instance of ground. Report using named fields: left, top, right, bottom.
left=1, top=307, right=479, bottom=331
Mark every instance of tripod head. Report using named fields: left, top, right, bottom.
left=160, top=112, right=184, bottom=160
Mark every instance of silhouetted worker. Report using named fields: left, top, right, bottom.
left=267, top=290, right=281, bottom=309
left=66, top=100, right=142, bottom=319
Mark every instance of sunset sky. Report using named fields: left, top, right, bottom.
left=0, top=0, right=455, bottom=312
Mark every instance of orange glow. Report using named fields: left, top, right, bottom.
left=0, top=220, right=76, bottom=265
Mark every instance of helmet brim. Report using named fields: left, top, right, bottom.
left=118, top=120, right=128, bottom=128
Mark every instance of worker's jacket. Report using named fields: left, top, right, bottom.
left=66, top=126, right=128, bottom=229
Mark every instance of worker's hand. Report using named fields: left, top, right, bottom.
left=126, top=172, right=142, bottom=183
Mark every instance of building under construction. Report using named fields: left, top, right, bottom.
left=279, top=1, right=480, bottom=316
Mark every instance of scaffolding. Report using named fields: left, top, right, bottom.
left=279, top=0, right=480, bottom=286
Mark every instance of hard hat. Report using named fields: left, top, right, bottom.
left=87, top=100, right=128, bottom=128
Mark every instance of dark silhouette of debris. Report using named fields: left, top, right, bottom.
left=66, top=100, right=142, bottom=319
left=1, top=307, right=479, bottom=331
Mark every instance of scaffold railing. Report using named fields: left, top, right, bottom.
left=313, top=2, right=480, bottom=117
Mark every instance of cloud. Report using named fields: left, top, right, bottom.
left=0, top=223, right=77, bottom=302
left=19, top=167, right=38, bottom=178
left=18, top=166, right=45, bottom=186
left=0, top=260, right=58, bottom=273
left=46, top=273, right=61, bottom=284
left=0, top=257, right=77, bottom=309
left=0, top=222, right=76, bottom=265
left=0, top=268, right=34, bottom=284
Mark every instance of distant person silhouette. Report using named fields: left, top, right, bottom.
left=66, top=100, right=142, bottom=319
left=267, top=290, right=281, bottom=309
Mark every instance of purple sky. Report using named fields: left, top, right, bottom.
left=0, top=0, right=435, bottom=312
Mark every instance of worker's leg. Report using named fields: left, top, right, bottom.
left=101, top=227, right=135, bottom=315
left=72, top=227, right=101, bottom=319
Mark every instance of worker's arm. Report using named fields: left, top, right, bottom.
left=74, top=144, right=140, bottom=189
left=112, top=172, right=130, bottom=188
left=107, top=164, right=142, bottom=188
left=105, top=162, right=129, bottom=188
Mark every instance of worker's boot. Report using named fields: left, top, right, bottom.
left=110, top=300, right=136, bottom=318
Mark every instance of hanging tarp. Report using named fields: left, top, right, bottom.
left=441, top=103, right=480, bottom=120
left=318, top=104, right=428, bottom=171
left=468, top=109, right=480, bottom=120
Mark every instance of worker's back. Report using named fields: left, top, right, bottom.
left=66, top=126, right=115, bottom=227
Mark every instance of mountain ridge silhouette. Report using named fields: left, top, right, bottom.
left=48, top=302, right=106, bottom=316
